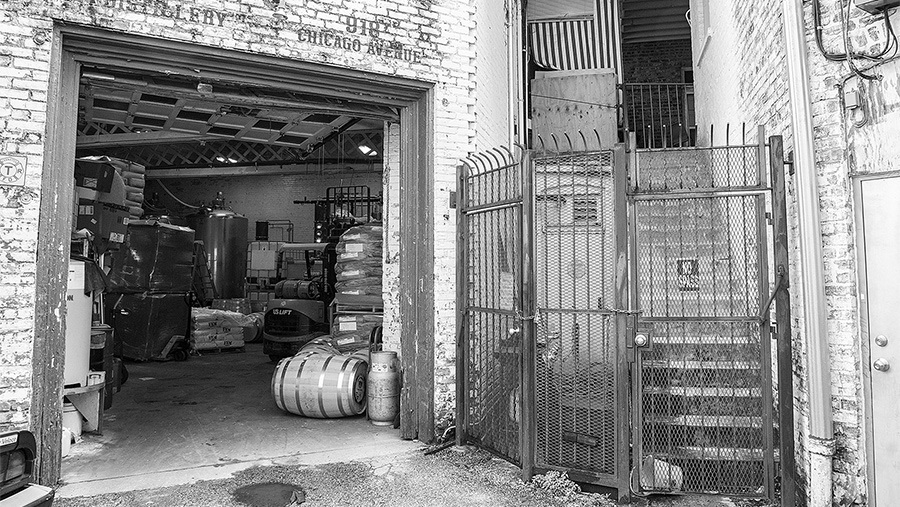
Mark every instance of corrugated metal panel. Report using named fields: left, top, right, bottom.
left=527, top=0, right=594, bottom=19
left=622, top=0, right=691, bottom=43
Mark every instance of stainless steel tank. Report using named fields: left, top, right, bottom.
left=189, top=209, right=248, bottom=298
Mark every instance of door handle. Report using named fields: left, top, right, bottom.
left=874, top=358, right=890, bottom=372
left=875, top=335, right=888, bottom=347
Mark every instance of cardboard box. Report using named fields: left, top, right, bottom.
left=75, top=158, right=116, bottom=192
left=76, top=199, right=130, bottom=245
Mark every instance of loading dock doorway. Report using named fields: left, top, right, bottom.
left=36, top=26, right=436, bottom=484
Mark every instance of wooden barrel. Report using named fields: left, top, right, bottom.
left=366, top=351, right=399, bottom=426
left=272, top=352, right=367, bottom=418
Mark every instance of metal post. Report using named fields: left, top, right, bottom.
left=456, top=162, right=469, bottom=447
left=770, top=136, right=797, bottom=507
left=613, top=144, right=631, bottom=503
left=520, top=150, right=536, bottom=481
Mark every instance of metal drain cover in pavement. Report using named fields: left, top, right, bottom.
left=233, top=482, right=305, bottom=507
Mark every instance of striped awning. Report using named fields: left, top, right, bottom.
left=528, top=1, right=622, bottom=80
left=529, top=18, right=598, bottom=71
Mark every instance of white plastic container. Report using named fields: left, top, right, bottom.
left=65, top=260, right=92, bottom=387
left=62, top=402, right=83, bottom=437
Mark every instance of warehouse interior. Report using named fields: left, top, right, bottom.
left=60, top=60, right=404, bottom=491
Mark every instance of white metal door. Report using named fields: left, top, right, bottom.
left=861, top=176, right=900, bottom=505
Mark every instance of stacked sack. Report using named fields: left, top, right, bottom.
left=112, top=158, right=146, bottom=220
left=190, top=308, right=255, bottom=351
left=332, top=224, right=383, bottom=353
left=334, top=225, right=383, bottom=296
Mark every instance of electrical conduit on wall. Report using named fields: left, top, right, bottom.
left=782, top=1, right=836, bottom=506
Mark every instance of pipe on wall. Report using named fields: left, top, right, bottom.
left=781, top=0, right=835, bottom=505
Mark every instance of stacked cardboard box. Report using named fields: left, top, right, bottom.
left=74, top=157, right=132, bottom=252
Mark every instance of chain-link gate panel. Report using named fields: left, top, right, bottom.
left=458, top=150, right=524, bottom=464
left=532, top=149, right=628, bottom=490
left=630, top=145, right=775, bottom=498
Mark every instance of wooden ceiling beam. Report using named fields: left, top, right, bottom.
left=76, top=130, right=218, bottom=148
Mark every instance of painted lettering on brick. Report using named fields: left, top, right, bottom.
left=83, top=1, right=429, bottom=63
left=90, top=0, right=232, bottom=27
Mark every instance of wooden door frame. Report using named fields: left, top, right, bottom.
left=36, top=25, right=435, bottom=483
left=852, top=170, right=900, bottom=507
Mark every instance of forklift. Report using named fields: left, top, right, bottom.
left=262, top=242, right=335, bottom=362
left=264, top=186, right=382, bottom=362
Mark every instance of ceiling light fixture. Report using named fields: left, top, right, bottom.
left=358, top=145, right=373, bottom=155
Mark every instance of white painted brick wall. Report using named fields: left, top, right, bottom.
left=0, top=8, right=51, bottom=431
left=0, top=0, right=479, bottom=439
left=693, top=1, right=900, bottom=504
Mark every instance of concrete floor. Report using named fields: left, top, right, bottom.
left=59, top=343, right=419, bottom=498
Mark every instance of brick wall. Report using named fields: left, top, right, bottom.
left=816, top=5, right=900, bottom=506
left=0, top=0, right=479, bottom=440
left=0, top=9, right=53, bottom=433
left=473, top=0, right=510, bottom=150
left=692, top=1, right=900, bottom=505
left=622, top=39, right=693, bottom=83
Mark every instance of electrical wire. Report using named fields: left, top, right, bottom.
left=813, top=0, right=898, bottom=62
left=841, top=0, right=881, bottom=80
left=529, top=93, right=618, bottom=109
left=155, top=180, right=201, bottom=209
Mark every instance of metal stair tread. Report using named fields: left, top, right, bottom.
left=660, top=445, right=769, bottom=461
left=649, top=335, right=756, bottom=345
left=645, top=414, right=763, bottom=428
left=644, top=386, right=762, bottom=397
left=642, top=360, right=760, bottom=370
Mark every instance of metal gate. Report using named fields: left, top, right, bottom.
left=457, top=144, right=629, bottom=497
left=457, top=133, right=782, bottom=501
left=457, top=149, right=526, bottom=466
left=629, top=134, right=777, bottom=498
left=531, top=146, right=629, bottom=495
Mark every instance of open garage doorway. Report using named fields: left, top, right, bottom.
left=35, top=27, right=436, bottom=488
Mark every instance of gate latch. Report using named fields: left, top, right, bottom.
left=634, top=333, right=650, bottom=347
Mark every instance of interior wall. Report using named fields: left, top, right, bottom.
left=155, top=168, right=382, bottom=243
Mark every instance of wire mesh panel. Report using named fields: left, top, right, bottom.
left=630, top=145, right=774, bottom=498
left=458, top=151, right=524, bottom=465
left=533, top=151, right=624, bottom=484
